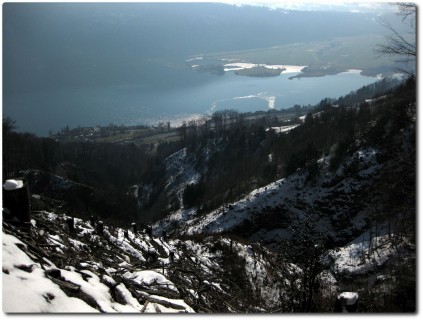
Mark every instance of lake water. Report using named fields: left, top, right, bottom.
left=4, top=68, right=379, bottom=136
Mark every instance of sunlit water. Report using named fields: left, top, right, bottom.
left=4, top=69, right=379, bottom=136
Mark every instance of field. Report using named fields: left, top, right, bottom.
left=204, top=35, right=394, bottom=73
left=95, top=129, right=181, bottom=148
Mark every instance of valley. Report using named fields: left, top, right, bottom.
left=2, top=2, right=416, bottom=314
left=3, top=75, right=415, bottom=312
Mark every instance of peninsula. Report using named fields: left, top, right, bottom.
left=234, top=65, right=285, bottom=77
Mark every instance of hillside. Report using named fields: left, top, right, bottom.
left=135, top=77, right=404, bottom=222
left=2, top=210, right=328, bottom=313
left=3, top=202, right=415, bottom=313
left=155, top=147, right=383, bottom=246
left=150, top=76, right=416, bottom=311
left=3, top=76, right=416, bottom=312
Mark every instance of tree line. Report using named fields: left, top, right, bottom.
left=1, top=75, right=407, bottom=225
left=139, top=77, right=404, bottom=218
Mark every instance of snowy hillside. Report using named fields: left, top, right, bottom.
left=2, top=131, right=415, bottom=312
left=151, top=138, right=415, bottom=311
left=155, top=147, right=383, bottom=248
left=3, top=76, right=416, bottom=312
left=2, top=212, right=194, bottom=313
left=3, top=210, right=312, bottom=313
left=3, top=207, right=414, bottom=313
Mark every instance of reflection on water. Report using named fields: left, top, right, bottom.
left=4, top=70, right=379, bottom=136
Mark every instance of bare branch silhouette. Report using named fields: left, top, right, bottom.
left=374, top=2, right=416, bottom=70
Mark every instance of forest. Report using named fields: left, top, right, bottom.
left=2, top=76, right=407, bottom=226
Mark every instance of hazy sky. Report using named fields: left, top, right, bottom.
left=207, top=0, right=395, bottom=12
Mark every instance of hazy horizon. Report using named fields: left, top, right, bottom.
left=3, top=2, right=407, bottom=135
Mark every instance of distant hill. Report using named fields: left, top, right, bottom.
left=4, top=2, right=400, bottom=93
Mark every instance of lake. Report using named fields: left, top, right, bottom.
left=4, top=67, right=380, bottom=136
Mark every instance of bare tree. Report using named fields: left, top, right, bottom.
left=375, top=3, right=416, bottom=66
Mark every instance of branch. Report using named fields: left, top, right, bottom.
left=374, top=14, right=416, bottom=68
left=395, top=2, right=417, bottom=24
left=375, top=19, right=416, bottom=57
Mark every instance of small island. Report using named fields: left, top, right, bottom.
left=288, top=63, right=346, bottom=79
left=234, top=65, right=286, bottom=77
left=194, top=64, right=225, bottom=75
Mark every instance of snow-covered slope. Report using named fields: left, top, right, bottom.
left=3, top=232, right=97, bottom=313
left=156, top=147, right=383, bottom=248
left=162, top=147, right=202, bottom=214
left=2, top=212, right=195, bottom=313
left=146, top=144, right=218, bottom=229
left=2, top=210, right=293, bottom=313
left=138, top=148, right=202, bottom=210
left=328, top=226, right=415, bottom=277
left=3, top=198, right=414, bottom=313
